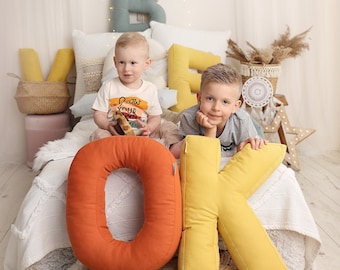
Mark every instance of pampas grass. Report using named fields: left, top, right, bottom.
left=226, top=26, right=311, bottom=64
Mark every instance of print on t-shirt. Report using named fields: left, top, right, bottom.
left=108, top=96, right=148, bottom=134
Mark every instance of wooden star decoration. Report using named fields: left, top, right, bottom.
left=262, top=105, right=315, bottom=171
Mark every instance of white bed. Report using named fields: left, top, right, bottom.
left=4, top=115, right=321, bottom=270
left=4, top=19, right=321, bottom=270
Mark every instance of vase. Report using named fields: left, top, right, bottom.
left=240, top=62, right=281, bottom=95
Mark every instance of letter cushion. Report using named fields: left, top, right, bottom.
left=66, top=136, right=182, bottom=270
left=167, top=44, right=221, bottom=112
left=110, top=0, right=166, bottom=32
left=178, top=135, right=287, bottom=270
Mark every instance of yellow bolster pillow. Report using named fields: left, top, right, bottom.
left=47, top=48, right=75, bottom=82
left=19, top=48, right=44, bottom=81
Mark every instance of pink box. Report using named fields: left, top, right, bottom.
left=25, top=113, right=71, bottom=168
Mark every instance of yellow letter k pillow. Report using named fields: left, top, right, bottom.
left=178, top=135, right=287, bottom=270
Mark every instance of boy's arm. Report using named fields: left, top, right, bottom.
left=94, top=110, right=118, bottom=135
left=235, top=110, right=266, bottom=151
left=94, top=110, right=110, bottom=130
left=148, top=115, right=161, bottom=133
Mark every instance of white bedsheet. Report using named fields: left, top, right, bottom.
left=4, top=117, right=321, bottom=270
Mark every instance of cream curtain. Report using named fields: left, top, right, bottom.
left=0, top=0, right=108, bottom=163
left=1, top=0, right=339, bottom=163
left=161, top=0, right=340, bottom=155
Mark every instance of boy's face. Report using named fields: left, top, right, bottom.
left=114, top=45, right=151, bottom=88
left=197, top=81, right=241, bottom=130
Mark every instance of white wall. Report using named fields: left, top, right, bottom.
left=1, top=0, right=339, bottom=164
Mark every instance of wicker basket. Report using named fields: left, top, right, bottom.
left=240, top=63, right=281, bottom=94
left=9, top=73, right=70, bottom=114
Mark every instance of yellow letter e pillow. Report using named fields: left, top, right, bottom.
left=167, top=44, right=221, bottom=112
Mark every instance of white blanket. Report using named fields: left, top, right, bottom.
left=4, top=117, right=321, bottom=270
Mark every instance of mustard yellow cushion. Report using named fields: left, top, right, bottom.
left=167, top=44, right=220, bottom=112
left=178, top=135, right=287, bottom=270
left=47, top=48, right=75, bottom=82
left=19, top=48, right=44, bottom=81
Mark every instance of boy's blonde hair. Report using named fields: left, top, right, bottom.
left=200, top=63, right=243, bottom=98
left=115, top=32, right=149, bottom=58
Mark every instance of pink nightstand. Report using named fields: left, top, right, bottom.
left=25, top=112, right=71, bottom=168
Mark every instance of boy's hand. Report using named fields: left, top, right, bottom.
left=196, top=110, right=217, bottom=138
left=196, top=110, right=215, bottom=129
left=238, top=137, right=268, bottom=151
left=107, top=121, right=123, bottom=136
left=136, top=118, right=151, bottom=137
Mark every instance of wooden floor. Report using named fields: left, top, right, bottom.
left=0, top=151, right=339, bottom=270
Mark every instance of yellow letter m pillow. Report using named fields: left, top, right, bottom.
left=178, top=135, right=288, bottom=270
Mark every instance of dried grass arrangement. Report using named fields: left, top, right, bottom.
left=226, top=26, right=312, bottom=64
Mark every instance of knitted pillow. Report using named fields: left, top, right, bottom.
left=110, top=0, right=165, bottom=32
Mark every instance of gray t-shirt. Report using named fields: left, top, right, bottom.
left=179, top=105, right=258, bottom=157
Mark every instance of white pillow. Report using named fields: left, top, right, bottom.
left=72, top=29, right=152, bottom=103
left=150, top=21, right=231, bottom=63
left=101, top=38, right=167, bottom=89
left=69, top=93, right=97, bottom=118
left=101, top=48, right=118, bottom=83
left=158, top=88, right=177, bottom=109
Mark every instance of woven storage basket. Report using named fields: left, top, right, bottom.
left=9, top=73, right=70, bottom=114
left=240, top=63, right=281, bottom=94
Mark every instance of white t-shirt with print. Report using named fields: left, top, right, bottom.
left=92, top=77, right=162, bottom=135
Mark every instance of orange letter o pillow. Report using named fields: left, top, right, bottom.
left=66, top=136, right=182, bottom=270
